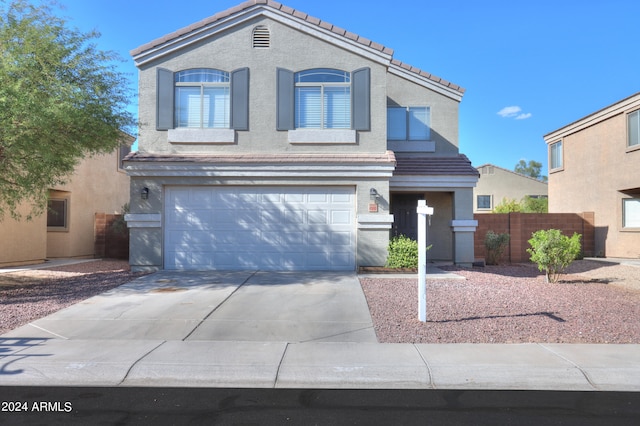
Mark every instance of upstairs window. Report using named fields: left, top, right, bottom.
left=175, top=69, right=230, bottom=128
left=387, top=106, right=430, bottom=141
left=294, top=69, right=351, bottom=129
left=550, top=140, right=563, bottom=170
left=628, top=110, right=639, bottom=148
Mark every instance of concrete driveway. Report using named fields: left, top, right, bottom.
left=4, top=271, right=378, bottom=343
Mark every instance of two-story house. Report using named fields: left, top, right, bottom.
left=125, top=0, right=478, bottom=272
left=543, top=92, right=640, bottom=258
left=473, top=164, right=548, bottom=213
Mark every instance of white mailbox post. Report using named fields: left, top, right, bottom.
left=417, top=200, right=434, bottom=322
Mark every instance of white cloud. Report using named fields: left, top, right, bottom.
left=497, top=106, right=532, bottom=120
left=497, top=106, right=521, bottom=117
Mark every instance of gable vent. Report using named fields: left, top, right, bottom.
left=252, top=26, right=270, bottom=48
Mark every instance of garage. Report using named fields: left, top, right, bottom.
left=164, top=186, right=356, bottom=271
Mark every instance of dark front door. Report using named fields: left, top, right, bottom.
left=391, top=193, right=422, bottom=240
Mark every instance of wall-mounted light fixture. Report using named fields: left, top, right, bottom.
left=369, top=188, right=379, bottom=201
left=141, top=187, right=149, bottom=200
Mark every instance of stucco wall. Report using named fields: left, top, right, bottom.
left=548, top=112, right=640, bottom=258
left=137, top=16, right=388, bottom=156
left=0, top=203, right=47, bottom=267
left=47, top=149, right=130, bottom=258
left=474, top=165, right=548, bottom=212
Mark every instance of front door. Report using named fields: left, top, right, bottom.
left=391, top=193, right=422, bottom=240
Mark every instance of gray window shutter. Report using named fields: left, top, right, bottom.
left=352, top=67, right=370, bottom=131
left=276, top=68, right=294, bottom=130
left=156, top=68, right=174, bottom=130
left=231, top=67, right=250, bottom=130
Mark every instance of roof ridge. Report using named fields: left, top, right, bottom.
left=476, top=163, right=548, bottom=183
left=129, top=1, right=464, bottom=95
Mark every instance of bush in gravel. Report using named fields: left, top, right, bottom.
left=484, top=230, right=510, bottom=265
left=527, top=229, right=582, bottom=283
left=385, top=235, right=432, bottom=268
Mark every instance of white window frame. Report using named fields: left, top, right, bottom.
left=628, top=109, right=640, bottom=149
left=174, top=69, right=230, bottom=129
left=477, top=195, right=492, bottom=210
left=623, top=197, right=640, bottom=229
left=550, top=140, right=563, bottom=170
left=294, top=69, right=351, bottom=130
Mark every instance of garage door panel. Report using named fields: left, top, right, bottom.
left=165, top=186, right=355, bottom=271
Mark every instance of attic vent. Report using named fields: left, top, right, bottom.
left=252, top=26, right=270, bottom=48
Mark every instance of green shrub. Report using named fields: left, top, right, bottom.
left=527, top=229, right=582, bottom=283
left=484, top=230, right=510, bottom=265
left=385, top=235, right=431, bottom=268
left=493, top=198, right=522, bottom=213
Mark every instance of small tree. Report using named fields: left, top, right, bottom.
left=0, top=0, right=135, bottom=220
left=484, top=230, right=510, bottom=265
left=527, top=229, right=582, bottom=283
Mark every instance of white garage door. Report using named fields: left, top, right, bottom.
left=164, top=186, right=355, bottom=271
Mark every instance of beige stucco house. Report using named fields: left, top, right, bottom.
left=473, top=164, right=548, bottom=213
left=0, top=141, right=132, bottom=267
left=543, top=92, right=640, bottom=258
left=125, top=0, right=479, bottom=272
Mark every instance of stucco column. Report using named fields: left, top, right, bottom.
left=451, top=188, right=478, bottom=267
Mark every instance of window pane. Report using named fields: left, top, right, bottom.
left=551, top=141, right=562, bottom=169
left=387, top=107, right=406, bottom=140
left=295, top=87, right=321, bottom=128
left=296, top=69, right=350, bottom=83
left=176, top=69, right=229, bottom=83
left=477, top=195, right=491, bottom=209
left=409, top=107, right=430, bottom=140
left=175, top=87, right=201, bottom=127
left=629, top=111, right=639, bottom=147
left=203, top=86, right=230, bottom=128
left=323, top=86, right=350, bottom=129
left=623, top=198, right=640, bottom=227
left=47, top=199, right=66, bottom=227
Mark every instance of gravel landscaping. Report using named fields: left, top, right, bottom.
left=0, top=259, right=147, bottom=335
left=361, top=260, right=640, bottom=344
left=1, top=258, right=639, bottom=344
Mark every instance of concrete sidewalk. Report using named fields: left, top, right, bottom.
left=1, top=270, right=639, bottom=391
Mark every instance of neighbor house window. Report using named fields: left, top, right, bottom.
left=387, top=106, right=430, bottom=141
left=47, top=199, right=68, bottom=229
left=175, top=69, right=230, bottom=128
left=477, top=195, right=492, bottom=210
left=628, top=110, right=640, bottom=148
left=294, top=68, right=351, bottom=129
left=623, top=198, right=640, bottom=228
left=550, top=141, right=563, bottom=170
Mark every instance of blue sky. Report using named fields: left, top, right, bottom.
left=56, top=0, right=640, bottom=176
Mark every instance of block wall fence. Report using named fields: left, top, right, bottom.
left=474, top=212, right=595, bottom=264
left=94, top=213, right=129, bottom=259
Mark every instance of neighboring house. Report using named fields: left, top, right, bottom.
left=125, top=0, right=479, bottom=272
left=473, top=164, right=548, bottom=213
left=543, top=92, right=640, bottom=258
left=0, top=140, right=133, bottom=267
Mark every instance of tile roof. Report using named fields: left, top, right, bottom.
left=130, top=0, right=464, bottom=94
left=124, top=151, right=397, bottom=164
left=394, top=154, right=479, bottom=177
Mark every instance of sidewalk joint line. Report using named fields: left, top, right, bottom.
left=274, top=342, right=289, bottom=388
left=27, top=323, right=69, bottom=340
left=537, top=343, right=599, bottom=390
left=413, top=344, right=436, bottom=389
left=118, top=340, right=167, bottom=386
left=182, top=270, right=258, bottom=341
